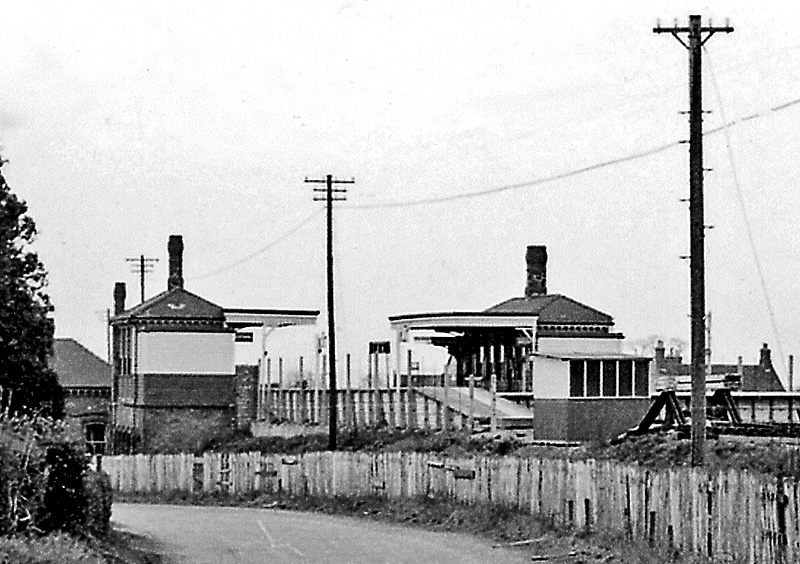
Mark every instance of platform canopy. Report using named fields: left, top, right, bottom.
left=223, top=307, right=319, bottom=330
left=389, top=311, right=539, bottom=334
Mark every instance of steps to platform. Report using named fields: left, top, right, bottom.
left=416, top=386, right=534, bottom=429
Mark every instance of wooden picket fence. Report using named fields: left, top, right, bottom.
left=104, top=451, right=797, bottom=563
left=258, top=387, right=474, bottom=431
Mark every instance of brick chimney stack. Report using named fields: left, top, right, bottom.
left=113, top=282, right=126, bottom=315
left=760, top=343, right=772, bottom=367
left=525, top=245, right=548, bottom=297
left=167, top=235, right=184, bottom=291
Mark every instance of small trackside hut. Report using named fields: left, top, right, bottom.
left=389, top=245, right=651, bottom=442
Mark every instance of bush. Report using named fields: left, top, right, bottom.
left=36, top=443, right=87, bottom=534
left=83, top=471, right=112, bottom=536
left=0, top=414, right=112, bottom=537
left=0, top=533, right=105, bottom=564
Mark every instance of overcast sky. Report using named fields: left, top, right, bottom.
left=2, top=1, right=799, bottom=381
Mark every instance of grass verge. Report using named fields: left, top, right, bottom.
left=0, top=530, right=164, bottom=564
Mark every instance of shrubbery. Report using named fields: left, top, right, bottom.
left=0, top=533, right=106, bottom=564
left=0, top=414, right=112, bottom=537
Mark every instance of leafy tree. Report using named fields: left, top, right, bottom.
left=0, top=157, right=62, bottom=417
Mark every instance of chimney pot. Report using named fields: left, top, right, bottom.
left=113, top=282, right=126, bottom=315
left=168, top=235, right=184, bottom=291
left=525, top=245, right=547, bottom=297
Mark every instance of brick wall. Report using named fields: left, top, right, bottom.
left=138, top=406, right=234, bottom=453
left=141, top=374, right=235, bottom=407
left=63, top=388, right=110, bottom=452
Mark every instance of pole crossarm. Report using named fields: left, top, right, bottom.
left=126, top=255, right=159, bottom=303
left=654, top=17, right=733, bottom=49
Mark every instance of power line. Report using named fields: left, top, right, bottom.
left=187, top=93, right=800, bottom=281
left=348, top=94, right=800, bottom=210
left=705, top=47, right=788, bottom=376
left=190, top=210, right=322, bottom=282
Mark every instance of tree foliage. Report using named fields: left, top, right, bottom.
left=0, top=158, right=62, bottom=417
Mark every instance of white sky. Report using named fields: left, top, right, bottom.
left=2, top=1, right=799, bottom=381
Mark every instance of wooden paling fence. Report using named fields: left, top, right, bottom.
left=104, top=451, right=797, bottom=563
left=258, top=387, right=472, bottom=431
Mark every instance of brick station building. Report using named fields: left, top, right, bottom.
left=110, top=235, right=318, bottom=452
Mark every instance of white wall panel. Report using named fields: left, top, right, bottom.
left=532, top=356, right=570, bottom=398
left=538, top=337, right=622, bottom=355
left=138, top=332, right=234, bottom=375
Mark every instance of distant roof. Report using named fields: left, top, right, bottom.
left=50, top=338, right=111, bottom=388
left=484, top=294, right=614, bottom=325
left=658, top=357, right=785, bottom=392
left=534, top=352, right=650, bottom=361
left=111, top=288, right=224, bottom=324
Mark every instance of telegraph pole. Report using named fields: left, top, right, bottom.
left=305, top=174, right=354, bottom=450
left=126, top=255, right=158, bottom=303
left=654, top=15, right=733, bottom=467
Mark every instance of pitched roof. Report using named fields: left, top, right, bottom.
left=658, top=358, right=785, bottom=392
left=484, top=294, right=614, bottom=325
left=50, top=338, right=111, bottom=388
left=111, top=288, right=225, bottom=324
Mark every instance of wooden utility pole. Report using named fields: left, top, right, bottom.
left=126, top=255, right=158, bottom=303
left=654, top=15, right=733, bottom=467
left=306, top=174, right=354, bottom=450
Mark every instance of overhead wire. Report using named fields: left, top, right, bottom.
left=347, top=93, right=800, bottom=210
left=189, top=209, right=323, bottom=281
left=704, top=46, right=788, bottom=374
left=190, top=89, right=800, bottom=281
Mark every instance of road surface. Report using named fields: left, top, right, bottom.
left=113, top=503, right=534, bottom=564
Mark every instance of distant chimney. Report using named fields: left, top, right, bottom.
left=760, top=343, right=772, bottom=368
left=525, top=245, right=547, bottom=297
left=113, top=282, right=126, bottom=315
left=167, top=235, right=184, bottom=291
left=655, top=340, right=665, bottom=364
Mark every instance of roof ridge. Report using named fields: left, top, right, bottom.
left=54, top=338, right=110, bottom=366
left=540, top=294, right=612, bottom=321
left=113, top=287, right=224, bottom=321
left=484, top=294, right=558, bottom=310
left=117, top=288, right=172, bottom=317
left=68, top=338, right=110, bottom=366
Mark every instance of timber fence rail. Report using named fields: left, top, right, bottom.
left=258, top=387, right=474, bottom=431
left=105, top=451, right=796, bottom=563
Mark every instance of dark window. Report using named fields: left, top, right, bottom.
left=569, top=360, right=584, bottom=397
left=618, top=361, right=633, bottom=396
left=635, top=361, right=650, bottom=397
left=602, top=361, right=617, bottom=396
left=85, top=423, right=106, bottom=455
left=586, top=360, right=601, bottom=397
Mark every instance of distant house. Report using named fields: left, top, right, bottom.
left=50, top=338, right=111, bottom=454
left=653, top=341, right=785, bottom=392
left=110, top=235, right=319, bottom=452
left=389, top=245, right=651, bottom=442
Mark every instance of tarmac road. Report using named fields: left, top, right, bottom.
left=113, top=503, right=534, bottom=564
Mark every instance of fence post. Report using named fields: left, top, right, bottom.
left=407, top=350, right=417, bottom=430
left=490, top=345, right=498, bottom=432
left=278, top=357, right=284, bottom=421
